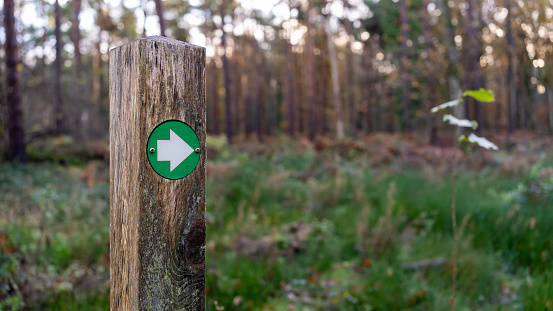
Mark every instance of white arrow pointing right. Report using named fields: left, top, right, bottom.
left=157, top=129, right=194, bottom=171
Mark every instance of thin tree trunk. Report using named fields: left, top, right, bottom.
left=142, top=0, right=148, bottom=36
left=4, top=0, right=26, bottom=161
left=305, top=0, right=316, bottom=141
left=211, top=61, right=220, bottom=134
left=325, top=17, right=345, bottom=140
left=221, top=0, right=232, bottom=142
left=464, top=0, right=483, bottom=133
left=0, top=55, right=5, bottom=158
left=342, top=0, right=356, bottom=134
left=286, top=0, right=295, bottom=136
left=71, top=0, right=83, bottom=139
left=438, top=0, right=462, bottom=102
left=422, top=0, right=438, bottom=145
left=55, top=0, right=66, bottom=135
left=251, top=40, right=262, bottom=140
left=547, top=86, right=553, bottom=133
left=399, top=0, right=412, bottom=132
left=153, top=0, right=166, bottom=37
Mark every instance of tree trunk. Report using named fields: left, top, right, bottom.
left=211, top=61, right=220, bottom=134
left=422, top=0, right=438, bottom=145
left=4, top=0, right=26, bottom=161
left=325, top=17, right=345, bottom=140
left=71, top=0, right=83, bottom=139
left=0, top=55, right=5, bottom=158
left=505, top=0, right=516, bottom=133
left=221, top=0, right=232, bottom=142
left=142, top=0, right=148, bottom=36
left=399, top=0, right=412, bottom=132
left=437, top=0, right=462, bottom=102
left=547, top=86, right=553, bottom=133
left=153, top=0, right=166, bottom=37
left=305, top=1, right=316, bottom=141
left=286, top=0, right=295, bottom=137
left=251, top=39, right=262, bottom=140
left=55, top=0, right=66, bottom=136
left=342, top=0, right=356, bottom=134
left=464, top=0, right=483, bottom=133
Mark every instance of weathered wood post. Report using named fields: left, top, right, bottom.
left=110, top=36, right=206, bottom=310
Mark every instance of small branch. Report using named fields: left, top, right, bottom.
left=402, top=258, right=447, bottom=271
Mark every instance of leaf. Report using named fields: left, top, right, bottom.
left=459, top=134, right=499, bottom=150
left=462, top=89, right=495, bottom=102
left=443, top=115, right=478, bottom=130
left=431, top=99, right=461, bottom=114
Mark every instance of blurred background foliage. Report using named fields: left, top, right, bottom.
left=1, top=0, right=553, bottom=309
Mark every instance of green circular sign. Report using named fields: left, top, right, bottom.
left=147, top=120, right=201, bottom=180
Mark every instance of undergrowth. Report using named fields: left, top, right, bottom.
left=0, top=143, right=552, bottom=310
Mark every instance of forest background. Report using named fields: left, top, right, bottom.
left=1, top=0, right=553, bottom=310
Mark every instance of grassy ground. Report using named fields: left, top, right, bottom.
left=1, top=136, right=552, bottom=310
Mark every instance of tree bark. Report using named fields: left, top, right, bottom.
left=55, top=0, right=66, bottom=135
left=71, top=0, right=83, bottom=139
left=342, top=0, right=356, bottom=133
left=251, top=39, right=262, bottom=140
left=4, top=0, right=26, bottom=161
left=286, top=0, right=295, bottom=136
left=153, top=0, right=166, bottom=37
left=437, top=0, right=462, bottom=102
left=325, top=17, right=345, bottom=140
left=399, top=0, right=412, bottom=132
left=422, top=0, right=438, bottom=145
left=464, top=0, right=483, bottom=133
left=305, top=0, right=316, bottom=140
left=547, top=86, right=553, bottom=133
left=505, top=0, right=516, bottom=133
left=221, top=0, right=232, bottom=142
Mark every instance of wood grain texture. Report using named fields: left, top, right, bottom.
left=110, top=36, right=206, bottom=311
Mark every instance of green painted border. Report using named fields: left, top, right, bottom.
left=146, top=120, right=201, bottom=180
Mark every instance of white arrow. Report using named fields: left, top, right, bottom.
left=157, top=129, right=194, bottom=172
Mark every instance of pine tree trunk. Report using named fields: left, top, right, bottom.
left=342, top=0, right=356, bottom=134
left=0, top=56, right=5, bottom=158
left=547, top=86, right=553, bottom=133
left=437, top=0, right=462, bottom=102
left=221, top=0, right=232, bottom=142
left=325, top=17, right=345, bottom=140
left=305, top=1, right=316, bottom=140
left=54, top=0, right=66, bottom=136
left=71, top=0, right=83, bottom=139
left=211, top=61, right=220, bottom=134
left=4, top=0, right=26, bottom=161
left=505, top=0, right=516, bottom=133
left=251, top=39, right=262, bottom=140
left=399, top=0, right=412, bottom=132
left=422, top=0, right=438, bottom=145
left=464, top=0, right=483, bottom=133
left=153, top=0, right=166, bottom=37
left=285, top=0, right=295, bottom=137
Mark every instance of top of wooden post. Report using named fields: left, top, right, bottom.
left=110, top=35, right=206, bottom=52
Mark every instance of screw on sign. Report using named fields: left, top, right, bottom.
left=110, top=36, right=206, bottom=311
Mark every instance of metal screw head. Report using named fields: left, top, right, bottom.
left=149, top=148, right=156, bottom=154
left=195, top=148, right=201, bottom=154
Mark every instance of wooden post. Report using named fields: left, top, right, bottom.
left=109, top=36, right=206, bottom=310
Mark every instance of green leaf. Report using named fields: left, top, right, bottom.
left=459, top=133, right=499, bottom=150
left=443, top=115, right=478, bottom=130
left=431, top=99, right=461, bottom=114
left=463, top=89, right=495, bottom=102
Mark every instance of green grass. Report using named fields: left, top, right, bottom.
left=1, top=146, right=552, bottom=310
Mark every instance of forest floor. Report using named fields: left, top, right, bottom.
left=1, top=131, right=553, bottom=310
